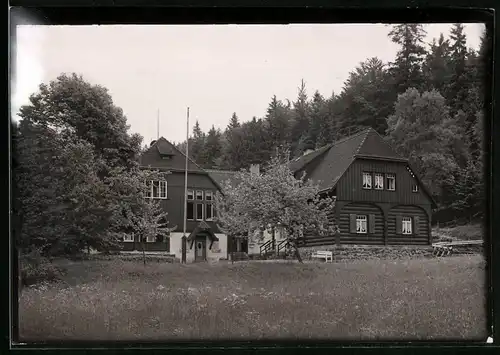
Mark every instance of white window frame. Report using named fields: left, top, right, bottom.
left=187, top=189, right=194, bottom=200
left=386, top=174, right=396, bottom=191
left=196, top=190, right=204, bottom=200
left=159, top=180, right=167, bottom=199
left=412, top=184, right=419, bottom=193
left=356, top=215, right=367, bottom=234
left=205, top=191, right=213, bottom=201
left=146, top=235, right=156, bottom=243
left=362, top=173, right=372, bottom=189
left=402, top=217, right=412, bottom=235
left=146, top=180, right=168, bottom=199
left=206, top=203, right=214, bottom=221
left=374, top=173, right=384, bottom=190
left=123, top=234, right=134, bottom=242
left=196, top=203, right=204, bottom=221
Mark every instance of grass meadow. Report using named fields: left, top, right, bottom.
left=18, top=255, right=487, bottom=342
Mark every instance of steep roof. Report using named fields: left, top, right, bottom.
left=140, top=137, right=205, bottom=173
left=290, top=128, right=436, bottom=208
left=290, top=129, right=373, bottom=190
left=139, top=137, right=224, bottom=191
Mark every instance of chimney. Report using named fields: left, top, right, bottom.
left=250, top=164, right=260, bottom=176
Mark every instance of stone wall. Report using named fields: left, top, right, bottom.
left=300, top=245, right=435, bottom=262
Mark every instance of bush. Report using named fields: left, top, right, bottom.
left=449, top=224, right=483, bottom=241
left=20, top=250, right=64, bottom=286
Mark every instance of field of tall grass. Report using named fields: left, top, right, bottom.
left=18, top=255, right=487, bottom=342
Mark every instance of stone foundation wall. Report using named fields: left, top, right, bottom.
left=300, top=245, right=435, bottom=262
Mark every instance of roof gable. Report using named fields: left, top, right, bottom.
left=355, top=129, right=405, bottom=160
left=140, top=137, right=204, bottom=172
left=291, top=129, right=370, bottom=190
left=156, top=138, right=177, bottom=156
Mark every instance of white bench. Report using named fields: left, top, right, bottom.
left=311, top=250, right=333, bottom=263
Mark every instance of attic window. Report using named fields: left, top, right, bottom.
left=412, top=184, right=419, bottom=193
left=362, top=172, right=372, bottom=189
left=161, top=155, right=172, bottom=160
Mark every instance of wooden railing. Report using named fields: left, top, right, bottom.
left=277, top=239, right=292, bottom=257
left=259, top=239, right=274, bottom=256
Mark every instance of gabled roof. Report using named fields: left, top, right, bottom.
left=156, top=138, right=176, bottom=156
left=290, top=129, right=373, bottom=190
left=290, top=128, right=437, bottom=208
left=139, top=137, right=224, bottom=191
left=140, top=137, right=205, bottom=172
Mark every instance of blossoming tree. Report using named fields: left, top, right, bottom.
left=215, top=152, right=338, bottom=262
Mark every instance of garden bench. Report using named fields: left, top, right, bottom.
left=311, top=250, right=333, bottom=263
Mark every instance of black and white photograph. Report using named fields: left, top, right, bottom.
left=11, top=21, right=488, bottom=341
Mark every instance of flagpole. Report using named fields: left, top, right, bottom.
left=183, top=107, right=190, bottom=238
left=157, top=109, right=160, bottom=140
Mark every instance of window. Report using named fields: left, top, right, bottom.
left=159, top=181, right=167, bottom=198
left=362, top=173, right=372, bottom=189
left=123, top=234, right=134, bottom=242
left=145, top=181, right=152, bottom=198
left=146, top=235, right=156, bottom=243
left=402, top=217, right=412, bottom=235
left=206, top=203, right=214, bottom=221
left=356, top=215, right=367, bottom=234
left=205, top=191, right=213, bottom=201
left=374, top=173, right=384, bottom=190
left=386, top=174, right=396, bottom=191
left=187, top=202, right=195, bottom=220
left=145, top=180, right=167, bottom=199
left=196, top=203, right=204, bottom=220
left=412, top=184, right=419, bottom=192
left=187, top=190, right=194, bottom=200
left=196, top=190, right=204, bottom=200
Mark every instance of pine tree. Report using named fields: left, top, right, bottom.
left=388, top=24, right=428, bottom=94
left=265, top=95, right=292, bottom=152
left=220, top=113, right=246, bottom=170
left=202, top=125, right=222, bottom=169
left=189, top=120, right=206, bottom=165
left=422, top=33, right=453, bottom=94
left=447, top=23, right=470, bottom=116
left=308, top=91, right=327, bottom=148
left=290, top=80, right=311, bottom=157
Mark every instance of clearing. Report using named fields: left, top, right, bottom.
left=19, top=255, right=487, bottom=341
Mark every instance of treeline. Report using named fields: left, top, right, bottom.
left=179, top=24, right=487, bottom=220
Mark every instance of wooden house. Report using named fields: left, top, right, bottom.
left=289, top=127, right=437, bottom=247
left=121, top=137, right=228, bottom=262
left=209, top=128, right=437, bottom=256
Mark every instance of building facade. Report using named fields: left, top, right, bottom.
left=121, top=137, right=229, bottom=262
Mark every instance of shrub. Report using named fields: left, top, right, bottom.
left=449, top=224, right=483, bottom=241
left=20, top=250, right=64, bottom=286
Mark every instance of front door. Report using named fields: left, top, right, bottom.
left=195, top=237, right=207, bottom=262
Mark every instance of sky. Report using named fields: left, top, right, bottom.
left=12, top=23, right=484, bottom=144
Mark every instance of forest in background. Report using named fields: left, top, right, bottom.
left=176, top=24, right=488, bottom=222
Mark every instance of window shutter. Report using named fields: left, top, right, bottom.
left=350, top=214, right=356, bottom=233
left=396, top=216, right=402, bottom=235
left=413, top=216, right=420, bottom=236
left=369, top=214, right=376, bottom=234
